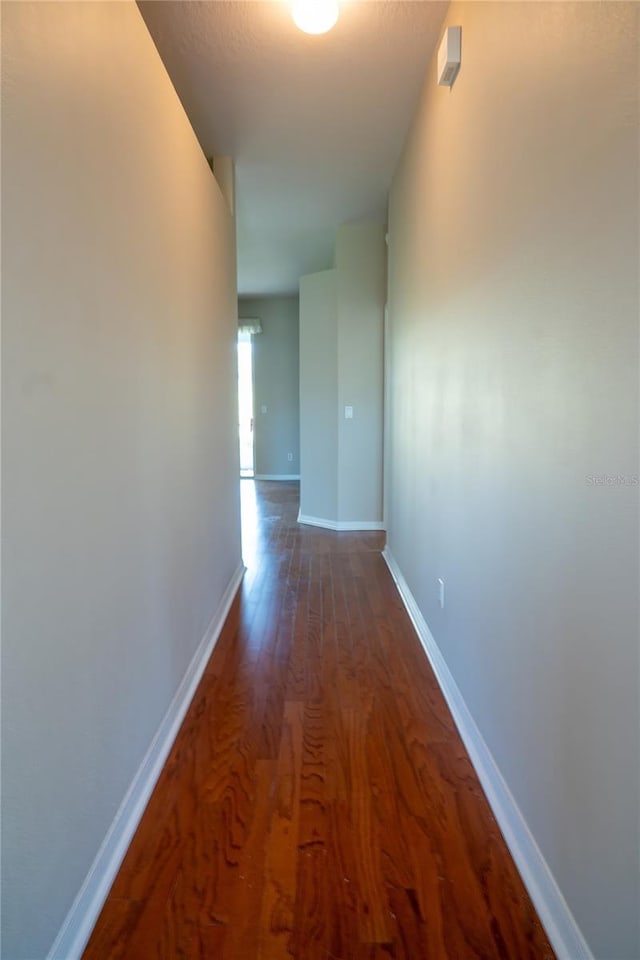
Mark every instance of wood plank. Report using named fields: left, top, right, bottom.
left=258, top=700, right=304, bottom=958
left=344, top=707, right=393, bottom=945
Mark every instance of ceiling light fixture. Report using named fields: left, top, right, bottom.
left=291, top=0, right=339, bottom=35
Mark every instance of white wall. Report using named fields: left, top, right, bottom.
left=387, top=3, right=639, bottom=958
left=299, top=270, right=338, bottom=522
left=1, top=3, right=241, bottom=958
left=337, top=223, right=385, bottom=524
left=299, top=223, right=385, bottom=528
left=238, top=296, right=300, bottom=478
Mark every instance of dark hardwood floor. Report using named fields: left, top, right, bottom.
left=83, top=479, right=554, bottom=959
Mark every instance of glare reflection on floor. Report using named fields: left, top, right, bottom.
left=240, top=478, right=260, bottom=565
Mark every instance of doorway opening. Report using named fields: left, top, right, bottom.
left=237, top=331, right=254, bottom=477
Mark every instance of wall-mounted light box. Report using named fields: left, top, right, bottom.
left=438, top=26, right=462, bottom=87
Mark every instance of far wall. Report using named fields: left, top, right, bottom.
left=299, top=270, right=338, bottom=521
left=299, top=222, right=385, bottom=529
left=238, top=296, right=300, bottom=478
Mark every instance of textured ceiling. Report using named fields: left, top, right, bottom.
left=138, top=1, right=447, bottom=295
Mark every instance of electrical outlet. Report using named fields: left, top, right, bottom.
left=287, top=452, right=293, bottom=462
left=438, top=578, right=445, bottom=610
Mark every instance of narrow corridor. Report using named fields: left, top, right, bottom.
left=84, top=481, right=553, bottom=959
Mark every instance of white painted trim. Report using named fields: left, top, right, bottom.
left=298, top=512, right=385, bottom=532
left=253, top=474, right=300, bottom=481
left=46, top=562, right=246, bottom=960
left=382, top=547, right=594, bottom=960
left=382, top=301, right=390, bottom=532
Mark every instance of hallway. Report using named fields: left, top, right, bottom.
left=83, top=481, right=553, bottom=959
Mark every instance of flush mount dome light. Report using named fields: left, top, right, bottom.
left=292, top=0, right=339, bottom=35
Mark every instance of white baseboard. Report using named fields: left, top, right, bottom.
left=253, top=474, right=300, bottom=481
left=298, top=512, right=385, bottom=532
left=382, top=547, right=593, bottom=960
left=46, top=562, right=246, bottom=960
